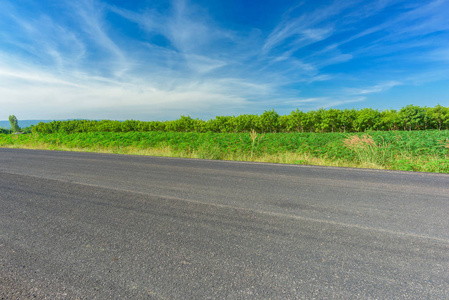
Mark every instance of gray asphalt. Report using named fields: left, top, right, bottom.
left=1, top=148, right=448, bottom=299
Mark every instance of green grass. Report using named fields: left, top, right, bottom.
left=1, top=130, right=449, bottom=173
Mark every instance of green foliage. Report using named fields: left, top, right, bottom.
left=338, top=109, right=357, bottom=132
left=235, top=114, right=258, bottom=132
left=378, top=109, right=400, bottom=131
left=319, top=108, right=340, bottom=133
left=427, top=104, right=449, bottom=130
left=259, top=110, right=280, bottom=133
left=398, top=105, right=426, bottom=131
left=354, top=108, right=381, bottom=132
left=2, top=130, right=448, bottom=173
left=30, top=105, right=449, bottom=135
left=280, top=110, right=304, bottom=132
left=9, top=115, right=20, bottom=132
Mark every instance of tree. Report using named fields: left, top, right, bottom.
left=398, top=105, right=425, bottom=131
left=354, top=108, right=380, bottom=132
left=378, top=109, right=400, bottom=131
left=213, top=116, right=235, bottom=133
left=428, top=104, right=449, bottom=130
left=338, top=109, right=357, bottom=132
left=165, top=116, right=195, bottom=132
left=280, top=109, right=305, bottom=132
left=9, top=115, right=20, bottom=132
left=235, top=114, right=259, bottom=133
left=320, top=108, right=341, bottom=133
left=303, top=110, right=319, bottom=132
left=259, top=110, right=280, bottom=133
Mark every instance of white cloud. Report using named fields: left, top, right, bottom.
left=272, top=96, right=366, bottom=111
left=345, top=81, right=402, bottom=95
left=320, top=0, right=449, bottom=60
left=183, top=54, right=227, bottom=73
left=70, top=0, right=129, bottom=76
left=0, top=81, right=249, bottom=120
left=0, top=68, right=82, bottom=87
left=1, top=0, right=449, bottom=120
left=319, top=97, right=366, bottom=109
left=262, top=0, right=357, bottom=54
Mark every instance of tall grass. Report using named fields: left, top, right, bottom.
left=343, top=135, right=393, bottom=168
left=1, top=130, right=448, bottom=173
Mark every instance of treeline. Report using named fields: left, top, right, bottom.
left=32, top=105, right=449, bottom=134
left=0, top=126, right=33, bottom=134
left=0, top=115, right=34, bottom=134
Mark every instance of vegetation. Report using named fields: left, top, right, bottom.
left=0, top=115, right=34, bottom=133
left=2, top=105, right=448, bottom=173
left=1, top=130, right=448, bottom=173
left=8, top=115, right=20, bottom=132
left=30, top=105, right=449, bottom=134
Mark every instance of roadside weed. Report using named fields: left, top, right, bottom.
left=1, top=130, right=448, bottom=172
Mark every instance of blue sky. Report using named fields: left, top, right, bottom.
left=1, top=0, right=448, bottom=121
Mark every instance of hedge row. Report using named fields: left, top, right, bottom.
left=32, top=105, right=449, bottom=134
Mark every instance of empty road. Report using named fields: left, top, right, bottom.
left=1, top=148, right=449, bottom=299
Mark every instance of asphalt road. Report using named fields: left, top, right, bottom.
left=1, top=148, right=449, bottom=299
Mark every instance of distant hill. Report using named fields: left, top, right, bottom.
left=0, top=120, right=51, bottom=129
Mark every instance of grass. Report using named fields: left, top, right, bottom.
left=1, top=130, right=448, bottom=173
left=343, top=134, right=391, bottom=168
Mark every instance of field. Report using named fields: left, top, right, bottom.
left=1, top=130, right=449, bottom=173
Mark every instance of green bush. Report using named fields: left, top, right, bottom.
left=31, top=105, right=449, bottom=135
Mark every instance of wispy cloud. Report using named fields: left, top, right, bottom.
left=262, top=0, right=356, bottom=54
left=0, top=0, right=448, bottom=120
left=279, top=96, right=366, bottom=111
left=345, top=81, right=402, bottom=96
left=70, top=0, right=129, bottom=77
left=318, top=0, right=449, bottom=60
left=0, top=68, right=83, bottom=87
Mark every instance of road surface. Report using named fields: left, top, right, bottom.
left=1, top=148, right=449, bottom=299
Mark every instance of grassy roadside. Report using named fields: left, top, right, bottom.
left=1, top=130, right=448, bottom=173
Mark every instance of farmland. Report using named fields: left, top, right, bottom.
left=2, top=105, right=449, bottom=172
left=1, top=130, right=448, bottom=173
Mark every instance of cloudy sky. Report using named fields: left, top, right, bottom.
left=1, top=0, right=448, bottom=121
